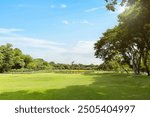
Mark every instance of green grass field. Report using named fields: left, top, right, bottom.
left=0, top=73, right=150, bottom=100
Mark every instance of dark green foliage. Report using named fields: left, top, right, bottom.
left=50, top=62, right=99, bottom=70
left=23, top=55, right=33, bottom=68
left=105, top=0, right=136, bottom=11
left=95, top=0, right=150, bottom=76
left=0, top=44, right=14, bottom=72
left=12, top=48, right=25, bottom=69
left=0, top=44, right=52, bottom=73
left=27, top=58, right=51, bottom=70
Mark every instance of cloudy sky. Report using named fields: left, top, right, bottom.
left=0, top=0, right=126, bottom=64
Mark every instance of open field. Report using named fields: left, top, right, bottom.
left=0, top=73, right=150, bottom=100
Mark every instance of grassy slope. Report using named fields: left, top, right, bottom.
left=0, top=73, right=150, bottom=100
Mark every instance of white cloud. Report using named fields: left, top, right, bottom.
left=0, top=28, right=23, bottom=34
left=49, top=4, right=67, bottom=9
left=0, top=35, right=65, bottom=53
left=60, top=4, right=67, bottom=8
left=71, top=41, right=94, bottom=54
left=61, top=41, right=101, bottom=64
left=62, top=20, right=69, bottom=25
left=0, top=28, right=101, bottom=64
left=62, top=20, right=93, bottom=25
left=80, top=20, right=93, bottom=25
left=85, top=7, right=103, bottom=13
left=0, top=35, right=101, bottom=64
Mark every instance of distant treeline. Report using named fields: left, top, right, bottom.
left=0, top=43, right=99, bottom=73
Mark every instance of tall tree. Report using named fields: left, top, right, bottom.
left=12, top=48, right=25, bottom=69
left=95, top=0, right=150, bottom=75
left=0, top=43, right=14, bottom=72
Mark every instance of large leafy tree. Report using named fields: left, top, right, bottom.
left=27, top=58, right=51, bottom=70
left=95, top=0, right=150, bottom=75
left=23, top=55, right=33, bottom=68
left=119, top=0, right=150, bottom=75
left=12, top=48, right=25, bottom=69
left=0, top=43, right=14, bottom=72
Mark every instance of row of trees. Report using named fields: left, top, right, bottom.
left=50, top=62, right=99, bottom=70
left=95, top=0, right=150, bottom=75
left=0, top=43, right=99, bottom=73
left=0, top=43, right=51, bottom=73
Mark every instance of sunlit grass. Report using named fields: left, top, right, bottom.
left=0, top=73, right=150, bottom=100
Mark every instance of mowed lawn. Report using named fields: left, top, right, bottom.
left=0, top=73, right=150, bottom=100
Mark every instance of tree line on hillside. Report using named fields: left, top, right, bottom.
left=95, top=0, right=150, bottom=76
left=0, top=43, right=99, bottom=73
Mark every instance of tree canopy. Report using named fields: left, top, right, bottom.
left=95, top=0, right=150, bottom=75
left=105, top=0, right=136, bottom=11
left=0, top=44, right=52, bottom=73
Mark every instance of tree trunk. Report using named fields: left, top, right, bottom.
left=143, top=51, right=150, bottom=76
left=132, top=54, right=141, bottom=75
left=144, top=60, right=150, bottom=76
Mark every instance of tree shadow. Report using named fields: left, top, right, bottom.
left=0, top=85, right=107, bottom=100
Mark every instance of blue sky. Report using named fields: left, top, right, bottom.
left=0, top=0, right=126, bottom=64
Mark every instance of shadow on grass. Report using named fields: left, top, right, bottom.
left=0, top=86, right=105, bottom=100
left=0, top=73, right=150, bottom=100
